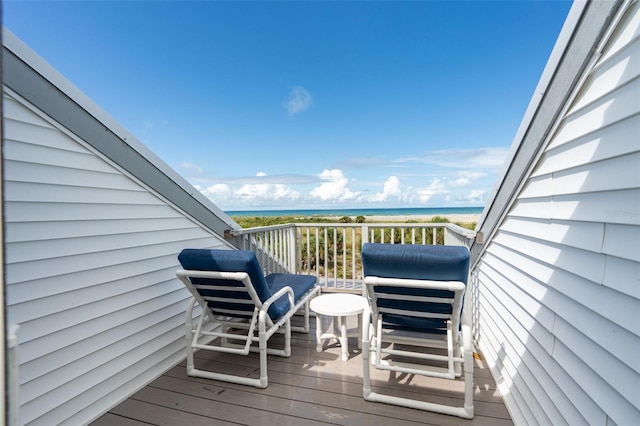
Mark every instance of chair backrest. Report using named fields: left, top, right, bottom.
left=362, top=243, right=470, bottom=333
left=177, top=248, right=289, bottom=320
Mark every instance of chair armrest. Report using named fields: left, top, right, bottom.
left=364, top=276, right=466, bottom=292
left=176, top=269, right=249, bottom=282
left=260, top=286, right=295, bottom=314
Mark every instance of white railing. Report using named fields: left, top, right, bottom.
left=228, top=222, right=475, bottom=292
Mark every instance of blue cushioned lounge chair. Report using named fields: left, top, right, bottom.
left=361, top=243, right=474, bottom=419
left=176, top=248, right=320, bottom=388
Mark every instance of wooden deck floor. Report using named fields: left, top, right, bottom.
left=92, top=316, right=511, bottom=426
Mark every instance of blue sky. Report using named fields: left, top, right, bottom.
left=5, top=1, right=573, bottom=211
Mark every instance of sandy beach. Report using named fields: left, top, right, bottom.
left=319, top=213, right=481, bottom=224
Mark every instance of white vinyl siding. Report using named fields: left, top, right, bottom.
left=473, top=2, right=640, bottom=425
left=3, top=90, right=229, bottom=426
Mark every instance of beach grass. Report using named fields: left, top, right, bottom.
left=231, top=214, right=478, bottom=230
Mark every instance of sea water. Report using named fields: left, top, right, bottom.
left=225, top=207, right=483, bottom=217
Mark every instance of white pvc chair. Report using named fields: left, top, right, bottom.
left=176, top=248, right=320, bottom=388
left=361, top=243, right=474, bottom=419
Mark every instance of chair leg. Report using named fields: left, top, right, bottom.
left=462, top=324, right=474, bottom=418
left=185, top=298, right=197, bottom=376
left=362, top=309, right=373, bottom=400
left=362, top=317, right=475, bottom=419
left=257, top=312, right=269, bottom=388
left=302, top=300, right=310, bottom=332
left=283, top=318, right=292, bottom=357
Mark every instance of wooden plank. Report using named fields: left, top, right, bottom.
left=141, top=376, right=428, bottom=426
left=95, top=314, right=512, bottom=425
left=87, top=412, right=151, bottom=426
left=109, top=398, right=239, bottom=426
left=172, top=356, right=509, bottom=422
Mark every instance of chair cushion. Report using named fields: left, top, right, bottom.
left=178, top=249, right=317, bottom=321
left=362, top=243, right=469, bottom=283
left=266, top=273, right=317, bottom=305
left=362, top=243, right=469, bottom=332
left=178, top=249, right=289, bottom=320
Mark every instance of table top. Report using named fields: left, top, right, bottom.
left=310, top=293, right=368, bottom=316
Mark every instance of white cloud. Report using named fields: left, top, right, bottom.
left=235, top=183, right=300, bottom=201
left=467, top=189, right=487, bottom=204
left=416, top=178, right=448, bottom=203
left=372, top=176, right=402, bottom=202
left=201, top=183, right=232, bottom=200
left=199, top=173, right=301, bottom=207
left=192, top=158, right=494, bottom=209
left=311, top=169, right=360, bottom=201
left=449, top=177, right=470, bottom=187
left=446, top=189, right=488, bottom=205
left=284, top=86, right=313, bottom=116
left=234, top=172, right=300, bottom=203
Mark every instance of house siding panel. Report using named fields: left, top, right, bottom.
left=532, top=114, right=640, bottom=177
left=473, top=2, right=640, bottom=424
left=3, top=89, right=230, bottom=425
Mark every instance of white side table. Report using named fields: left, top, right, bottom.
left=309, top=293, right=368, bottom=361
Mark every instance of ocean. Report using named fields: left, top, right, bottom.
left=225, top=206, right=484, bottom=217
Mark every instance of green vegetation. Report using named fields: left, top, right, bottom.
left=231, top=214, right=476, bottom=231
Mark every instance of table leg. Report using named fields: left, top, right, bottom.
left=315, top=313, right=323, bottom=352
left=339, top=316, right=348, bottom=361
left=357, top=313, right=362, bottom=349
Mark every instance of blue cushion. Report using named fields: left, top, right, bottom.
left=266, top=273, right=318, bottom=305
left=362, top=243, right=469, bottom=332
left=178, top=249, right=316, bottom=321
left=362, top=243, right=469, bottom=283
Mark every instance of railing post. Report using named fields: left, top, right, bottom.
left=361, top=225, right=369, bottom=245
left=288, top=225, right=297, bottom=273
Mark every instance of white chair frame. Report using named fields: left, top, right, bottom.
left=176, top=269, right=320, bottom=388
left=362, top=276, right=474, bottom=419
